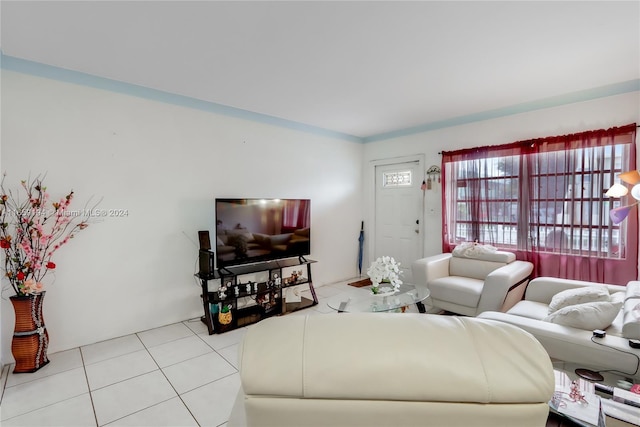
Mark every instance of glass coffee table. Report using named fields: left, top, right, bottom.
left=326, top=283, right=430, bottom=313
left=550, top=368, right=639, bottom=427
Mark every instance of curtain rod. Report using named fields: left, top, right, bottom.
left=437, top=125, right=639, bottom=154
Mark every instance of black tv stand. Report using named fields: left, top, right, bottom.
left=196, top=258, right=318, bottom=334
left=217, top=266, right=234, bottom=276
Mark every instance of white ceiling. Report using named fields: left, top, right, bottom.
left=1, top=1, right=639, bottom=140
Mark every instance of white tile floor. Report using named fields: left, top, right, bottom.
left=3, top=279, right=631, bottom=427
left=0, top=279, right=387, bottom=427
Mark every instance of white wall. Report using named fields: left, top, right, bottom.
left=0, top=70, right=364, bottom=364
left=2, top=67, right=638, bottom=366
left=363, top=91, right=640, bottom=260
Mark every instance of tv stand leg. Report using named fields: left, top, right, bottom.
left=200, top=278, right=214, bottom=335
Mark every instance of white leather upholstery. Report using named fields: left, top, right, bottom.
left=623, top=281, right=640, bottom=339
left=412, top=251, right=533, bottom=316
left=519, top=277, right=623, bottom=304
left=228, top=313, right=554, bottom=427
left=449, top=256, right=508, bottom=280
left=479, top=277, right=640, bottom=380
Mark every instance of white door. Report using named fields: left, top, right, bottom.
left=374, top=161, right=423, bottom=282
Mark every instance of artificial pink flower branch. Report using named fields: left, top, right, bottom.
left=0, top=173, right=98, bottom=296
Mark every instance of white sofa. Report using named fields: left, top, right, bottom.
left=228, top=313, right=554, bottom=427
left=479, top=277, right=640, bottom=380
left=412, top=249, right=533, bottom=316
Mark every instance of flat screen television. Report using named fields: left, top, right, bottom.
left=215, top=198, right=311, bottom=268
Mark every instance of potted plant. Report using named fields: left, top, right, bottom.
left=0, top=174, right=94, bottom=373
left=367, top=256, right=403, bottom=296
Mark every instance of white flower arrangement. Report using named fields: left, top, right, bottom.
left=367, top=256, right=402, bottom=294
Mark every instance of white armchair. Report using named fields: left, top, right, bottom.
left=412, top=250, right=533, bottom=316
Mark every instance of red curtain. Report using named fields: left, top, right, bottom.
left=441, top=124, right=637, bottom=285
left=282, top=199, right=310, bottom=232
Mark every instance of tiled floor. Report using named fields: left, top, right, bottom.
left=2, top=280, right=633, bottom=427
left=0, top=279, right=387, bottom=427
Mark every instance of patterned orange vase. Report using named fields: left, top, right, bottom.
left=10, top=292, right=50, bottom=373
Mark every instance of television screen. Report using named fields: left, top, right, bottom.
left=215, top=198, right=311, bottom=268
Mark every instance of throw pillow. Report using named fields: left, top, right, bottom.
left=544, top=295, right=624, bottom=331
left=548, top=286, right=610, bottom=314
left=610, top=291, right=625, bottom=305
left=452, top=242, right=498, bottom=258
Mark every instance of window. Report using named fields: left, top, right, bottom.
left=382, top=170, right=412, bottom=187
left=442, top=124, right=637, bottom=284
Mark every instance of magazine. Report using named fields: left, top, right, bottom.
left=549, top=370, right=605, bottom=427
